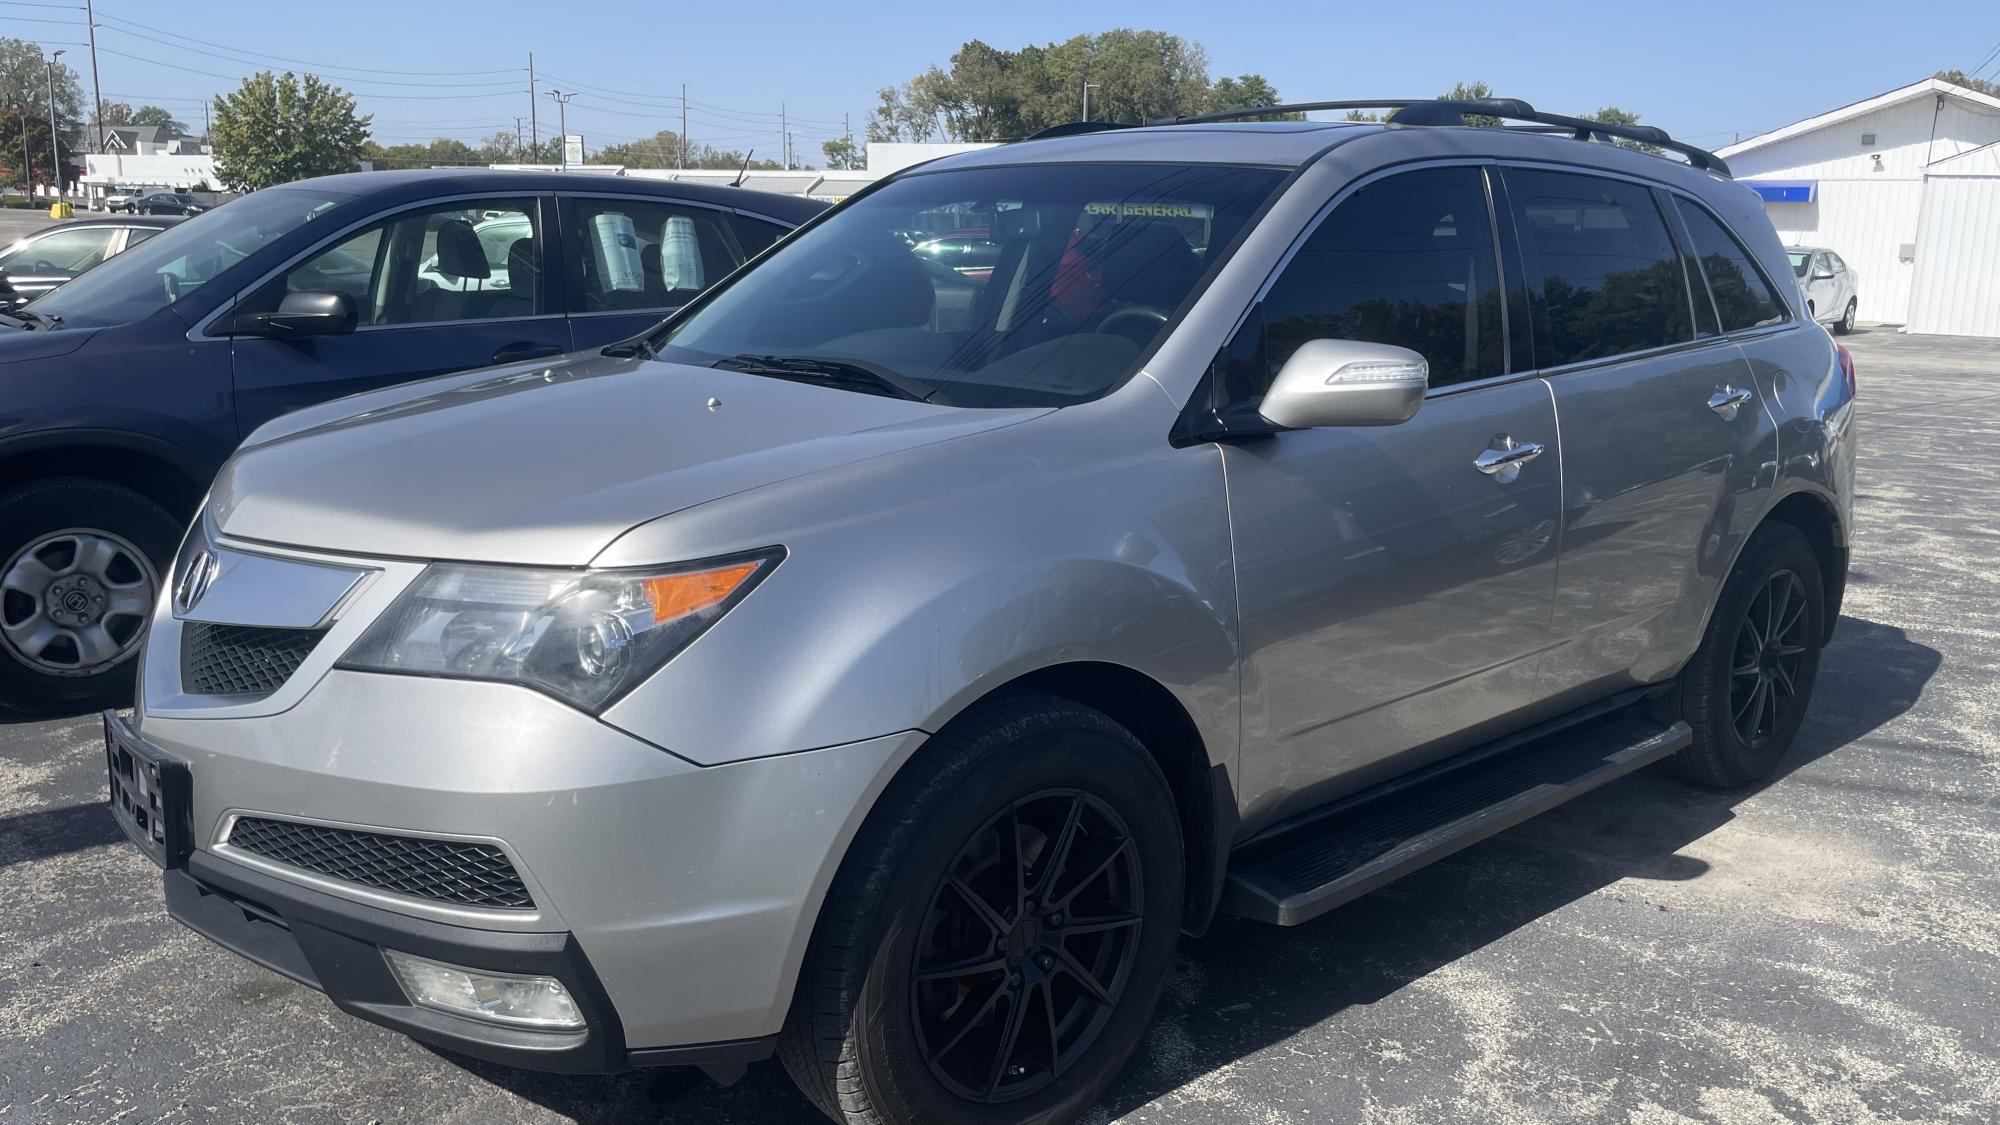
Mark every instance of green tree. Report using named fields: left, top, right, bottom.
left=210, top=71, right=371, bottom=190
left=0, top=38, right=83, bottom=146
left=1936, top=68, right=1999, bottom=97
left=593, top=128, right=687, bottom=168
left=1584, top=105, right=1660, bottom=154
left=877, top=30, right=1287, bottom=140
left=1440, top=80, right=1501, bottom=126
left=0, top=109, right=69, bottom=189
left=821, top=135, right=864, bottom=170
left=130, top=105, right=188, bottom=133
left=99, top=100, right=133, bottom=127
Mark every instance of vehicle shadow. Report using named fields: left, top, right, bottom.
left=450, top=614, right=1939, bottom=1124
left=0, top=800, right=125, bottom=869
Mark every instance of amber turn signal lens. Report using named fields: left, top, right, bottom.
left=641, top=562, right=761, bottom=623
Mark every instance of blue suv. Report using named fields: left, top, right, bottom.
left=0, top=169, right=823, bottom=714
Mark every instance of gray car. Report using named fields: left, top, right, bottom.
left=110, top=96, right=1855, bottom=1125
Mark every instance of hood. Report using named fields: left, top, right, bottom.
left=0, top=323, right=94, bottom=360
left=212, top=352, right=1049, bottom=566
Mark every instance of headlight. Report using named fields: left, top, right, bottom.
left=338, top=550, right=780, bottom=713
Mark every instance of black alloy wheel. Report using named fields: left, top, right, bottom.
left=1728, top=569, right=1811, bottom=749
left=910, top=789, right=1145, bottom=1104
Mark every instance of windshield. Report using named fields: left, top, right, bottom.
left=1787, top=251, right=1811, bottom=279
left=656, top=163, right=1284, bottom=408
left=29, top=186, right=353, bottom=329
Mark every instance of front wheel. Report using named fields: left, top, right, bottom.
left=0, top=479, right=179, bottom=716
left=1669, top=523, right=1825, bottom=788
left=780, top=693, right=1184, bottom=1125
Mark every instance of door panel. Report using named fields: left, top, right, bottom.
left=227, top=196, right=571, bottom=435
left=1537, top=343, right=1773, bottom=700
left=1228, top=381, right=1563, bottom=823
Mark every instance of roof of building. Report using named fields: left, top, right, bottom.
left=1717, top=78, right=2000, bottom=158
left=1928, top=137, right=2000, bottom=175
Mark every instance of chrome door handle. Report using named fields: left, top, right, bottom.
left=1474, top=437, right=1545, bottom=483
left=1708, top=386, right=1753, bottom=420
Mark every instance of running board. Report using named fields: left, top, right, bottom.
left=1223, top=713, right=1692, bottom=926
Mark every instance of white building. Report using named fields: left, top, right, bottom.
left=1718, top=77, right=2000, bottom=336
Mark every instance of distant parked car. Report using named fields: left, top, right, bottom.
left=135, top=192, right=209, bottom=216
left=0, top=216, right=179, bottom=310
left=1788, top=246, right=1858, bottom=334
left=104, top=185, right=168, bottom=213
left=0, top=169, right=821, bottom=713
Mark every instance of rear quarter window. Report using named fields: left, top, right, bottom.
left=1673, top=198, right=1787, bottom=333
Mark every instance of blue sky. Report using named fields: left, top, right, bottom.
left=7, top=0, right=1997, bottom=162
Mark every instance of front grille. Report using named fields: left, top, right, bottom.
left=226, top=817, right=534, bottom=910
left=180, top=622, right=327, bottom=696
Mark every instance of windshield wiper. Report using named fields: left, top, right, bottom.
left=0, top=308, right=59, bottom=330
left=601, top=334, right=658, bottom=360
left=713, top=354, right=931, bottom=402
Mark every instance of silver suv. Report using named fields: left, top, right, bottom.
left=109, top=97, right=1856, bottom=1125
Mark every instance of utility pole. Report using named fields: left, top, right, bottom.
left=679, top=83, right=687, bottom=169
left=1082, top=80, right=1099, bottom=122
left=514, top=116, right=525, bottom=156
left=546, top=89, right=572, bottom=169
left=47, top=49, right=65, bottom=199
left=844, top=111, right=852, bottom=168
left=201, top=99, right=209, bottom=143
left=21, top=112, right=32, bottom=199
left=84, top=0, right=105, bottom=151
left=528, top=52, right=538, bottom=157
left=780, top=102, right=789, bottom=170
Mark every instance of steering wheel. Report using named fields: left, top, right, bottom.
left=1095, top=304, right=1172, bottom=341
left=29, top=259, right=58, bottom=274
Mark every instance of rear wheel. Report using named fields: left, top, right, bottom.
left=0, top=479, right=178, bottom=716
left=1834, top=299, right=1856, bottom=335
left=780, top=693, right=1184, bottom=1125
left=1670, top=524, right=1825, bottom=788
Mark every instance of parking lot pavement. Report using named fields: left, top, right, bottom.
left=2, top=326, right=1996, bottom=1124
left=0, top=210, right=61, bottom=244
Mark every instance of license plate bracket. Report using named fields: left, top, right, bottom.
left=104, top=710, right=191, bottom=869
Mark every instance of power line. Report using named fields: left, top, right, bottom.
left=95, top=44, right=526, bottom=99
left=88, top=10, right=525, bottom=76
left=92, top=24, right=523, bottom=89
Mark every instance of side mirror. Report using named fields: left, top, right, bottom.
left=230, top=290, right=356, bottom=339
left=1258, top=339, right=1429, bottom=429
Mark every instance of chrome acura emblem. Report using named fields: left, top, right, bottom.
left=174, top=548, right=217, bottom=613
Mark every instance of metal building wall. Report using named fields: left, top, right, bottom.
left=1763, top=180, right=1925, bottom=322
left=1906, top=172, right=2000, bottom=338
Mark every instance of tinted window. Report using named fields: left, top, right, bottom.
left=567, top=197, right=750, bottom=313
left=251, top=199, right=543, bottom=326
left=0, top=227, right=116, bottom=276
left=1219, top=165, right=1503, bottom=402
left=1507, top=169, right=1692, bottom=366
left=658, top=163, right=1283, bottom=408
left=728, top=214, right=786, bottom=257
left=124, top=226, right=161, bottom=248
left=1673, top=198, right=1787, bottom=334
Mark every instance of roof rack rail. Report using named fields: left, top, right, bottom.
left=1139, top=96, right=1730, bottom=177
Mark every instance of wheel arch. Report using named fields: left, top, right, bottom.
left=0, top=429, right=209, bottom=521
left=933, top=661, right=1237, bottom=937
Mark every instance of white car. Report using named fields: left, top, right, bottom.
left=1788, top=246, right=1858, bottom=334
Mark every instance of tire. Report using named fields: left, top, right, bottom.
left=1834, top=299, right=1856, bottom=335
left=0, top=479, right=180, bottom=716
left=1805, top=301, right=1815, bottom=323
left=779, top=692, right=1184, bottom=1125
left=1669, top=523, right=1825, bottom=789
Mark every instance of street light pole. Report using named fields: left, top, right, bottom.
left=546, top=89, right=573, bottom=169
left=47, top=49, right=65, bottom=201
left=1082, top=81, right=1099, bottom=122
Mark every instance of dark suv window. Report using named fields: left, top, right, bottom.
left=1674, top=198, right=1787, bottom=334
left=1218, top=165, right=1504, bottom=402
left=1506, top=169, right=1692, bottom=366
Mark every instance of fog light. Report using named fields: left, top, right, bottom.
left=383, top=950, right=584, bottom=1030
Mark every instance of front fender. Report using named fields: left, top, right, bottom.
left=594, top=393, right=1240, bottom=772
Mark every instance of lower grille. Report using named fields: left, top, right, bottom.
left=181, top=622, right=326, bottom=696
left=226, top=817, right=534, bottom=910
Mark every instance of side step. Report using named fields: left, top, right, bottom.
left=1223, top=713, right=1692, bottom=926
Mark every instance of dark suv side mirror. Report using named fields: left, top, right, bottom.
left=230, top=291, right=357, bottom=339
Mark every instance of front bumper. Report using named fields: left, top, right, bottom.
left=164, top=848, right=774, bottom=1075
left=131, top=671, right=922, bottom=1067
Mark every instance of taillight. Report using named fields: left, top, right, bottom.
left=1835, top=343, right=1856, bottom=398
